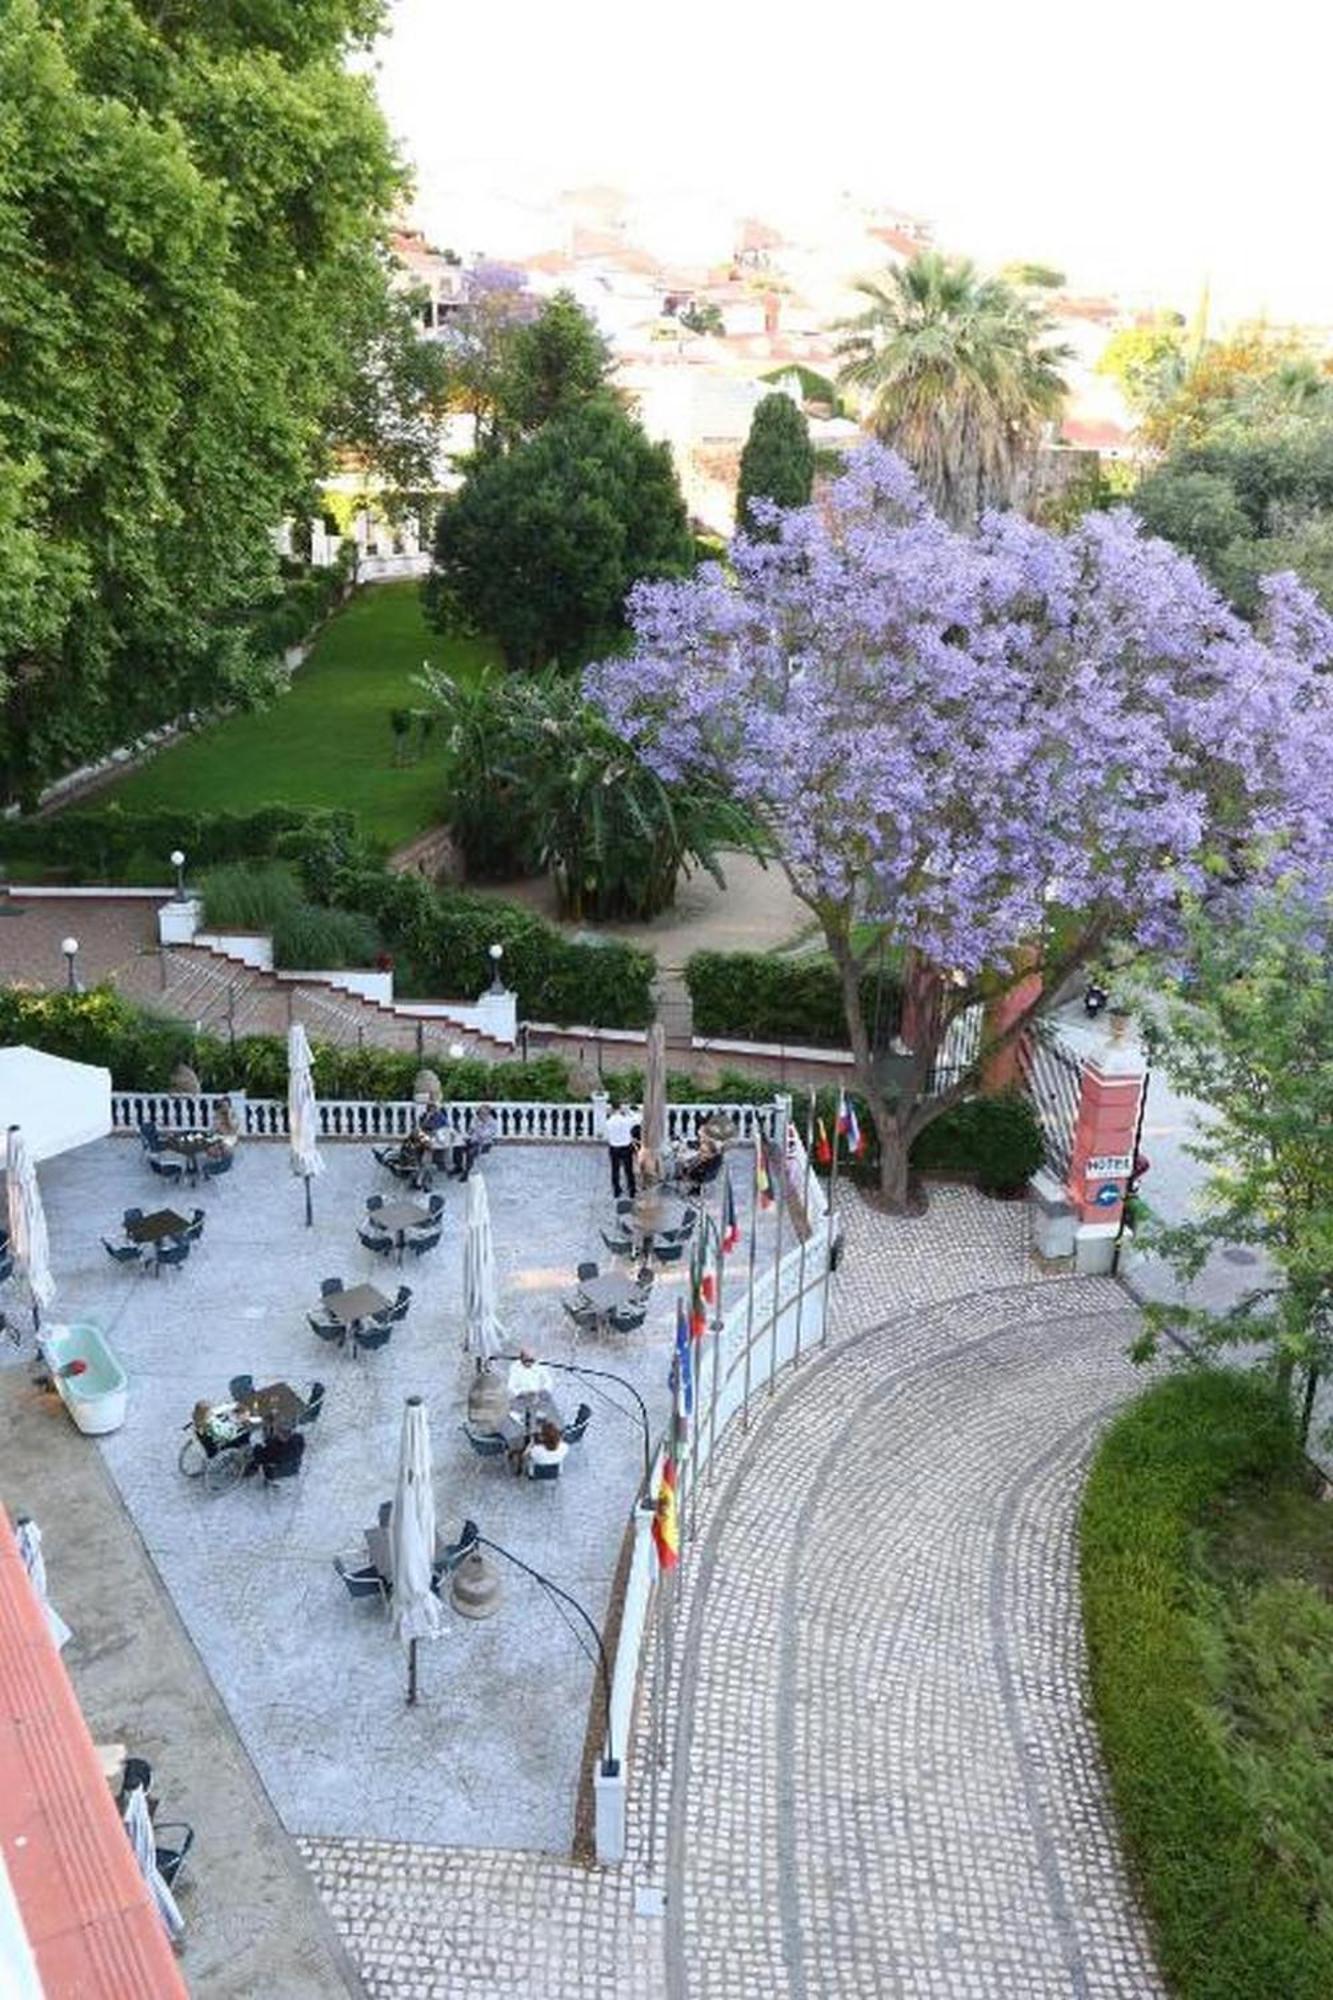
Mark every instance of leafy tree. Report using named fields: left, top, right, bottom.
left=500, top=290, right=613, bottom=436
left=437, top=261, right=537, bottom=457
left=1000, top=262, right=1066, bottom=290
left=736, top=393, right=815, bottom=536
left=1131, top=469, right=1252, bottom=572
left=0, top=0, right=425, bottom=803
left=427, top=395, right=693, bottom=669
left=587, top=445, right=1333, bottom=1208
left=1095, top=316, right=1188, bottom=416
left=1133, top=901, right=1333, bottom=1408
left=833, top=251, right=1070, bottom=524
left=679, top=300, right=725, bottom=335
left=419, top=668, right=760, bottom=918
left=1138, top=326, right=1310, bottom=453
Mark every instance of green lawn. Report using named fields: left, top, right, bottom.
left=100, top=583, right=498, bottom=850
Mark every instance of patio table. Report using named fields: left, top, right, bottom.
left=575, top=1274, right=640, bottom=1321
left=232, top=1381, right=306, bottom=1432
left=124, top=1208, right=189, bottom=1245
left=370, top=1199, right=432, bottom=1263
left=628, top=1196, right=691, bottom=1246
left=498, top=1388, right=564, bottom=1451
left=324, top=1282, right=391, bottom=1327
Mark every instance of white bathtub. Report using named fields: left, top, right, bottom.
left=39, top=1323, right=129, bottom=1436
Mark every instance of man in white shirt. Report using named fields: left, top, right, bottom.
left=507, top=1347, right=553, bottom=1400
left=604, top=1101, right=637, bottom=1197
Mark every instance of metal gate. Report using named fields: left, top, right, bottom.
left=1017, top=1021, right=1082, bottom=1178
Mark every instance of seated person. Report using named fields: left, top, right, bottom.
left=506, top=1347, right=553, bottom=1401
left=449, top=1102, right=499, bottom=1182
left=524, top=1420, right=568, bottom=1478
left=417, top=1097, right=448, bottom=1148
left=191, top=1399, right=247, bottom=1455
left=210, top=1095, right=241, bottom=1157
left=678, top=1129, right=722, bottom=1189
left=246, top=1422, right=306, bottom=1481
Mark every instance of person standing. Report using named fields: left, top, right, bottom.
left=605, top=1101, right=637, bottom=1197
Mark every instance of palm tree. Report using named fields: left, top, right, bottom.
left=835, top=251, right=1071, bottom=524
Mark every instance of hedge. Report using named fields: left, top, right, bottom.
left=0, top=805, right=363, bottom=884
left=686, top=949, right=895, bottom=1047
left=1081, top=1370, right=1333, bottom=1999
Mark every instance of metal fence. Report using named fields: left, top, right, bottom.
left=1016, top=1023, right=1083, bottom=1177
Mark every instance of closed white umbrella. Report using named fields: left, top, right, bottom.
left=641, top=1021, right=667, bottom=1185
left=462, top=1171, right=503, bottom=1370
left=122, top=1785, right=184, bottom=1945
left=15, top=1517, right=71, bottom=1652
left=6, top=1125, right=53, bottom=1333
left=392, top=1395, right=443, bottom=1704
left=286, top=1023, right=323, bottom=1227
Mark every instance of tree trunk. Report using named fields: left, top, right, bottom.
left=827, top=923, right=915, bottom=1212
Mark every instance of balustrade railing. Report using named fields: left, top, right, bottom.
left=110, top=1091, right=777, bottom=1146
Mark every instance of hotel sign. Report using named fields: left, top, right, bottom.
left=1084, top=1153, right=1134, bottom=1177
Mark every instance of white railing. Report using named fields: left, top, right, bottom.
left=110, top=1092, right=778, bottom=1148
left=596, top=1119, right=833, bottom=1861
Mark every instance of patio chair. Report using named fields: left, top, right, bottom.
left=371, top=1145, right=399, bottom=1171
left=462, top=1424, right=507, bottom=1460
left=102, top=1239, right=145, bottom=1270
left=123, top=1207, right=144, bottom=1227
left=576, top=1260, right=599, bottom=1282
left=258, top=1431, right=306, bottom=1489
left=388, top=1284, right=412, bottom=1323
left=137, top=1121, right=160, bottom=1153
left=300, top=1381, right=326, bottom=1427
left=184, top=1208, right=206, bottom=1243
left=651, top=1240, right=685, bottom=1267
left=320, top=1277, right=343, bottom=1296
left=228, top=1374, right=254, bottom=1404
left=333, top=1555, right=386, bottom=1606
left=366, top=1194, right=385, bottom=1212
left=148, top=1157, right=185, bottom=1184
left=406, top=1227, right=441, bottom=1258
left=562, top=1299, right=599, bottom=1335
left=201, top=1153, right=232, bottom=1185
left=608, top=1303, right=647, bottom=1335
left=357, top=1226, right=393, bottom=1257
left=309, top=1312, right=344, bottom=1345
left=601, top=1228, right=634, bottom=1260
left=353, top=1324, right=392, bottom=1356
left=614, top=1197, right=635, bottom=1215
left=563, top=1403, right=593, bottom=1446
left=152, top=1821, right=193, bottom=1890
left=426, top=1192, right=445, bottom=1221
left=154, top=1239, right=191, bottom=1274
left=528, top=1459, right=561, bottom=1483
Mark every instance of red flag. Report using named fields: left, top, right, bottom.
left=815, top=1118, right=832, bottom=1167
left=721, top=1169, right=739, bottom=1253
left=652, top=1457, right=680, bottom=1570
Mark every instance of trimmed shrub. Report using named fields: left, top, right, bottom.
left=910, top=1091, right=1045, bottom=1192
left=1081, top=1370, right=1333, bottom=2000
left=686, top=950, right=895, bottom=1047
left=270, top=903, right=380, bottom=972
left=0, top=806, right=362, bottom=884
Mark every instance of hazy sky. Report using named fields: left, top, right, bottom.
left=373, top=0, right=1332, bottom=325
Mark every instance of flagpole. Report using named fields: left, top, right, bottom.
left=767, top=1133, right=787, bottom=1398
left=821, top=1086, right=843, bottom=1348
left=741, top=1141, right=761, bottom=1433
left=792, top=1093, right=815, bottom=1368
left=706, top=1190, right=726, bottom=1478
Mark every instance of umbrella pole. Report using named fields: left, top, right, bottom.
left=407, top=1636, right=418, bottom=1706
left=304, top=1174, right=313, bottom=1228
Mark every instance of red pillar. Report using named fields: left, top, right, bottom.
left=981, top=959, right=1043, bottom=1093
left=1065, top=1028, right=1147, bottom=1271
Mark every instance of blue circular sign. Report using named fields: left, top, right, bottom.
left=1094, top=1183, right=1121, bottom=1208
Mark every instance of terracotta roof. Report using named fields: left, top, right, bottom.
left=0, top=1511, right=187, bottom=1999
left=1053, top=296, right=1120, bottom=323
left=1060, top=417, right=1133, bottom=450
left=520, top=249, right=575, bottom=276
left=867, top=226, right=924, bottom=260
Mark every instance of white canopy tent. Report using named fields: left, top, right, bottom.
left=0, top=1048, right=112, bottom=1163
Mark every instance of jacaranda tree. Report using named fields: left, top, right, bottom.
left=587, top=445, right=1333, bottom=1208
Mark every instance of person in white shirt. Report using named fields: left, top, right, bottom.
left=604, top=1101, right=638, bottom=1197
left=524, top=1420, right=568, bottom=1477
left=507, top=1348, right=553, bottom=1400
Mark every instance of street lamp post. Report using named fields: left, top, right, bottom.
left=169, top=848, right=186, bottom=899
left=487, top=942, right=505, bottom=994
left=445, top=1524, right=619, bottom=1776
left=60, top=937, right=80, bottom=993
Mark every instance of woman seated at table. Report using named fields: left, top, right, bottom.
left=448, top=1103, right=499, bottom=1182
left=523, top=1420, right=568, bottom=1479
left=677, top=1129, right=722, bottom=1192
left=210, top=1096, right=241, bottom=1158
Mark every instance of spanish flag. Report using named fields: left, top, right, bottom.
left=653, top=1457, right=680, bottom=1570
left=756, top=1141, right=775, bottom=1212
left=815, top=1118, right=832, bottom=1167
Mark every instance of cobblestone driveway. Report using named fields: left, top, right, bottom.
left=305, top=1190, right=1165, bottom=1998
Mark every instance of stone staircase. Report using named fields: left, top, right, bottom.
left=114, top=944, right=506, bottom=1060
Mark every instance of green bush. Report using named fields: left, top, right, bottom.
left=1081, top=1370, right=1333, bottom=2000
left=270, top=902, right=380, bottom=971
left=0, top=805, right=362, bottom=885
left=198, top=861, right=303, bottom=932
left=910, top=1090, right=1045, bottom=1192
left=686, top=950, right=894, bottom=1047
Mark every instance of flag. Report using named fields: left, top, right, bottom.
left=837, top=1090, right=864, bottom=1156
left=815, top=1118, right=832, bottom=1167
left=652, top=1457, right=680, bottom=1571
left=672, top=1298, right=693, bottom=1426
left=756, top=1141, right=774, bottom=1212
left=689, top=1237, right=708, bottom=1341
left=721, top=1169, right=739, bottom=1253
